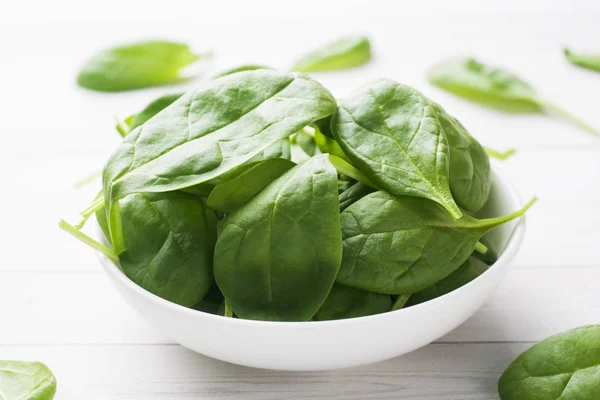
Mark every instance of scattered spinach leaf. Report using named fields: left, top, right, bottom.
left=77, top=40, right=209, bottom=92
left=332, top=78, right=463, bottom=219
left=0, top=360, right=57, bottom=400
left=485, top=147, right=516, bottom=161
left=292, top=36, right=371, bottom=72
left=129, top=93, right=184, bottom=130
left=313, top=284, right=391, bottom=321
left=213, top=64, right=272, bottom=78
left=498, top=324, right=600, bottom=400
left=293, top=129, right=318, bottom=157
left=206, top=158, right=296, bottom=213
left=428, top=57, right=598, bottom=136
left=337, top=191, right=536, bottom=294
left=214, top=155, right=342, bottom=321
left=564, top=48, right=600, bottom=73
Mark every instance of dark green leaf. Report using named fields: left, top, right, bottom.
left=434, top=104, right=491, bottom=212
left=214, top=155, right=342, bottom=321
left=499, top=324, right=600, bottom=400
left=292, top=36, right=371, bottom=72
left=0, top=360, right=57, bottom=400
left=207, top=158, right=296, bottom=213
left=338, top=182, right=374, bottom=212
left=103, top=70, right=336, bottom=252
left=337, top=192, right=535, bottom=294
left=331, top=78, right=463, bottom=219
left=313, top=284, right=391, bottom=321
left=564, top=48, right=600, bottom=73
left=406, top=258, right=488, bottom=306
left=129, top=93, right=184, bottom=130
left=117, top=191, right=215, bottom=307
left=77, top=40, right=207, bottom=92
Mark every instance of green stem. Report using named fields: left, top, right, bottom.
left=328, top=155, right=380, bottom=190
left=474, top=241, right=489, bottom=255
left=74, top=170, right=102, bottom=189
left=74, top=194, right=106, bottom=230
left=391, top=294, right=411, bottom=311
left=540, top=100, right=599, bottom=136
left=114, top=116, right=131, bottom=138
left=59, top=219, right=119, bottom=263
left=224, top=300, right=233, bottom=318
left=469, top=196, right=538, bottom=231
left=485, top=147, right=516, bottom=161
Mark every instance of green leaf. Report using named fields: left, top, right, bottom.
left=116, top=191, right=215, bottom=307
left=102, top=70, right=336, bottom=252
left=0, top=360, right=56, bottom=400
left=406, top=258, right=487, bottom=306
left=498, top=324, right=600, bottom=400
left=214, top=155, right=342, bottom=321
left=331, top=78, right=463, bottom=219
left=77, top=40, right=208, bottom=92
left=207, top=158, right=296, bottom=213
left=338, top=182, right=374, bottom=212
left=337, top=192, right=536, bottom=294
left=129, top=93, right=184, bottom=130
left=292, top=36, right=371, bottom=72
left=485, top=147, right=516, bottom=161
left=313, top=284, right=391, bottom=321
left=313, top=123, right=353, bottom=163
left=565, top=48, right=600, bottom=72
left=293, top=129, right=317, bottom=157
left=428, top=57, right=598, bottom=136
left=212, top=64, right=272, bottom=79
left=434, top=104, right=491, bottom=212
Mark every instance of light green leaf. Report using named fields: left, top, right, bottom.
left=77, top=40, right=208, bottom=92
left=0, top=361, right=56, bottom=400
left=565, top=48, right=600, bottom=72
left=292, top=36, right=371, bottom=72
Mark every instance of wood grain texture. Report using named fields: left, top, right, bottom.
left=0, top=343, right=530, bottom=399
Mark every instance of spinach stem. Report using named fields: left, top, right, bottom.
left=328, top=155, right=380, bottom=190
left=485, top=148, right=516, bottom=161
left=541, top=100, right=599, bottom=136
left=75, top=194, right=106, bottom=230
left=74, top=169, right=102, bottom=189
left=474, top=241, right=489, bottom=255
left=224, top=300, right=233, bottom=317
left=59, top=219, right=119, bottom=263
left=471, top=196, right=538, bottom=230
left=391, top=294, right=411, bottom=311
left=114, top=116, right=131, bottom=138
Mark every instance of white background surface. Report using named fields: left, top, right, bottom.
left=1, top=0, right=600, bottom=398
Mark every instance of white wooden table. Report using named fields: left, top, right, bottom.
left=2, top=1, right=599, bottom=398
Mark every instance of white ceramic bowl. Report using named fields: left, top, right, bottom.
left=96, top=167, right=526, bottom=371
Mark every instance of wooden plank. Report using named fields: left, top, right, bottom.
left=0, top=267, right=597, bottom=345
left=0, top=343, right=530, bottom=399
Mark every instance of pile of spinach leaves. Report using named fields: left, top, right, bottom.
left=62, top=69, right=535, bottom=322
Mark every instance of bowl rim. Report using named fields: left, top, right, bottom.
left=95, top=165, right=526, bottom=328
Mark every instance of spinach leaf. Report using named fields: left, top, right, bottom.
left=129, top=93, right=184, bottom=130
left=77, top=40, right=208, bottom=92
left=498, top=324, right=600, bottom=400
left=206, top=158, right=296, bottom=213
left=314, top=115, right=334, bottom=138
left=117, top=191, right=215, bottom=307
left=485, top=148, right=516, bottom=161
left=565, top=49, right=600, bottom=72
left=292, top=36, right=371, bottom=72
left=102, top=70, right=336, bottom=252
left=331, top=78, right=463, bottom=219
left=428, top=57, right=598, bottom=136
left=0, top=360, right=56, bottom=400
left=314, top=124, right=352, bottom=164
left=434, top=104, right=491, bottom=212
left=293, top=129, right=317, bottom=157
left=337, top=191, right=536, bottom=294
left=214, top=155, right=342, bottom=321
left=339, top=182, right=374, bottom=212
left=406, top=258, right=487, bottom=306
left=213, top=64, right=272, bottom=79
left=313, top=284, right=391, bottom=321
left=191, top=282, right=225, bottom=315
